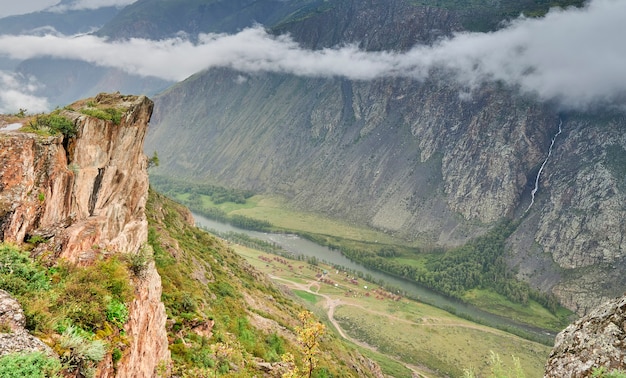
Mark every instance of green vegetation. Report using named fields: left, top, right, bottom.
left=463, top=351, right=525, bottom=378
left=147, top=151, right=160, bottom=169
left=151, top=175, right=272, bottom=231
left=308, top=223, right=570, bottom=332
left=22, top=112, right=76, bottom=138
left=0, top=352, right=62, bottom=378
left=80, top=106, right=123, bottom=124
left=59, top=325, right=107, bottom=377
left=151, top=174, right=254, bottom=205
left=0, top=243, right=134, bottom=375
left=152, top=179, right=572, bottom=333
left=236, top=245, right=552, bottom=378
left=592, top=367, right=626, bottom=378
left=146, top=190, right=378, bottom=376
left=294, top=290, right=320, bottom=304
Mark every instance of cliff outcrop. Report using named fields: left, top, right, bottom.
left=0, top=93, right=169, bottom=376
left=1, top=93, right=151, bottom=264
left=545, top=294, right=626, bottom=377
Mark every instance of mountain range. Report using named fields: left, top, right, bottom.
left=2, top=0, right=626, bottom=376
left=4, top=0, right=624, bottom=317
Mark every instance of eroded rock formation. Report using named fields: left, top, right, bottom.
left=0, top=93, right=169, bottom=377
left=545, top=294, right=626, bottom=377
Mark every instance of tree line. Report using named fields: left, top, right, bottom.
left=330, top=221, right=561, bottom=314
left=151, top=175, right=254, bottom=205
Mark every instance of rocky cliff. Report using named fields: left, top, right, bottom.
left=0, top=93, right=170, bottom=376
left=545, top=294, right=626, bottom=377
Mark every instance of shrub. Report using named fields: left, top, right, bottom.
left=106, top=299, right=129, bottom=328
left=59, top=325, right=107, bottom=377
left=56, top=257, right=132, bottom=331
left=125, top=246, right=151, bottom=278
left=80, top=107, right=123, bottom=124
left=592, top=367, right=626, bottom=378
left=111, top=348, right=122, bottom=364
left=27, top=235, right=48, bottom=245
left=0, top=244, right=50, bottom=295
left=27, top=113, right=76, bottom=138
left=0, top=352, right=62, bottom=378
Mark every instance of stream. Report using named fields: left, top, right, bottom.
left=193, top=213, right=557, bottom=342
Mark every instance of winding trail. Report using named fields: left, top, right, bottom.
left=271, top=276, right=436, bottom=377
left=526, top=119, right=563, bottom=212
left=270, top=275, right=522, bottom=378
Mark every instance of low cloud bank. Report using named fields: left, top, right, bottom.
left=0, top=72, right=49, bottom=114
left=0, top=0, right=624, bottom=112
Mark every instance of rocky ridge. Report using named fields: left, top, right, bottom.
left=0, top=93, right=169, bottom=376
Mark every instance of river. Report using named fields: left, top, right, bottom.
left=193, top=213, right=556, bottom=342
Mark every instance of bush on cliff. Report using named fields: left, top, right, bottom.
left=25, top=112, right=76, bottom=138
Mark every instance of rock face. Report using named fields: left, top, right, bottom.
left=545, top=294, right=626, bottom=377
left=0, top=93, right=151, bottom=263
left=116, top=261, right=169, bottom=378
left=0, top=289, right=54, bottom=357
left=0, top=93, right=170, bottom=376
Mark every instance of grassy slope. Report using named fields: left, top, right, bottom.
left=145, top=189, right=382, bottom=376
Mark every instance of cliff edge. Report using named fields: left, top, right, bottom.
left=0, top=93, right=169, bottom=377
left=545, top=294, right=626, bottom=377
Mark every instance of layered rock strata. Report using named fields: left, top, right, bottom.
left=0, top=93, right=169, bottom=377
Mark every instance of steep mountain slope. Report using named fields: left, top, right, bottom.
left=97, top=0, right=323, bottom=40
left=145, top=0, right=626, bottom=316
left=0, top=5, right=119, bottom=35
left=146, top=189, right=385, bottom=377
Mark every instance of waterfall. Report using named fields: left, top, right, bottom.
left=526, top=119, right=563, bottom=212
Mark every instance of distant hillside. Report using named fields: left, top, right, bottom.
left=0, top=6, right=119, bottom=35
left=145, top=0, right=626, bottom=317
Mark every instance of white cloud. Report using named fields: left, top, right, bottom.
left=0, top=0, right=624, bottom=109
left=0, top=71, right=49, bottom=114
left=48, top=0, right=138, bottom=13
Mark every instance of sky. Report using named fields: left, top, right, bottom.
left=0, top=0, right=625, bottom=113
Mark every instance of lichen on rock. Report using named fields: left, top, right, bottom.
left=545, top=294, right=626, bottom=377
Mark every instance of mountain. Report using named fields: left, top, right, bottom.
left=96, top=0, right=323, bottom=40
left=0, top=93, right=383, bottom=377
left=142, top=0, right=626, bottom=317
left=0, top=5, right=119, bottom=35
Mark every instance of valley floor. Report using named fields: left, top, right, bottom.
left=233, top=244, right=551, bottom=378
